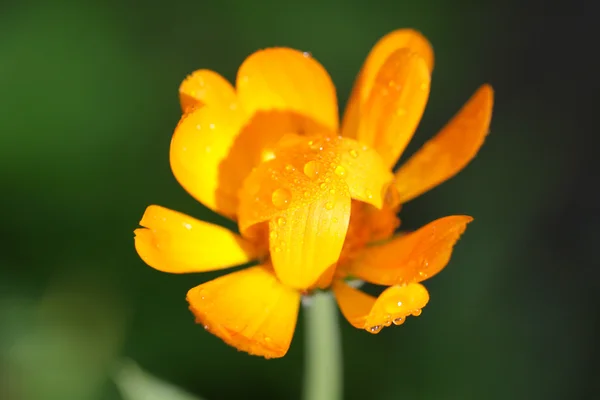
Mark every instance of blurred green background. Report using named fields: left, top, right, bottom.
left=1, top=1, right=596, bottom=399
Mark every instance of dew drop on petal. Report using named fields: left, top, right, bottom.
left=303, top=160, right=322, bottom=179
left=285, top=164, right=295, bottom=172
left=271, top=188, right=291, bottom=209
left=325, top=201, right=334, bottom=210
left=349, top=149, right=358, bottom=158
left=277, top=217, right=286, bottom=226
left=332, top=217, right=338, bottom=223
left=365, top=189, right=373, bottom=199
left=369, top=325, right=382, bottom=333
left=392, top=317, right=405, bottom=325
left=412, top=309, right=422, bottom=316
left=269, top=230, right=278, bottom=240
left=334, top=165, right=346, bottom=177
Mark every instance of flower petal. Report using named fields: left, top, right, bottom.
left=179, top=69, right=238, bottom=113
left=187, top=265, right=301, bottom=358
left=238, top=135, right=351, bottom=289
left=344, top=215, right=473, bottom=285
left=134, top=205, right=260, bottom=273
left=333, top=280, right=429, bottom=333
left=342, top=29, right=434, bottom=139
left=236, top=48, right=339, bottom=132
left=393, top=84, right=494, bottom=204
left=170, top=104, right=246, bottom=218
left=356, top=49, right=431, bottom=168
left=336, top=137, right=394, bottom=209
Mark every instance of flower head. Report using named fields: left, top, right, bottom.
left=134, top=29, right=493, bottom=358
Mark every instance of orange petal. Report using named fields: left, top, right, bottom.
left=345, top=215, right=473, bottom=285
left=134, top=205, right=260, bottom=273
left=336, top=137, right=394, bottom=209
left=170, top=104, right=246, bottom=218
left=236, top=48, right=339, bottom=133
left=238, top=135, right=351, bottom=289
left=356, top=49, right=431, bottom=168
left=333, top=280, right=429, bottom=333
left=342, top=29, right=434, bottom=139
left=393, top=84, right=494, bottom=204
left=187, top=265, right=301, bottom=358
left=179, top=69, right=238, bottom=114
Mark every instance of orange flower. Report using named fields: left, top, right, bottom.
left=134, top=29, right=493, bottom=358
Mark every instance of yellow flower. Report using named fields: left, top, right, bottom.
left=134, top=29, right=493, bottom=358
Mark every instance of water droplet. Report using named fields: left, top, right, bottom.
left=412, top=309, right=422, bottom=316
left=392, top=317, right=405, bottom=325
left=325, top=201, right=334, bottom=210
left=269, top=231, right=278, bottom=240
left=183, top=222, right=192, bottom=230
left=264, top=336, right=272, bottom=342
left=349, top=149, right=358, bottom=158
left=320, top=182, right=327, bottom=189
left=285, top=164, right=295, bottom=172
left=418, top=271, right=428, bottom=278
left=397, top=301, right=403, bottom=307
left=203, top=324, right=210, bottom=331
left=271, top=188, right=291, bottom=209
left=329, top=189, right=336, bottom=195
left=277, top=217, right=286, bottom=226
left=209, top=123, right=215, bottom=129
left=334, top=165, right=346, bottom=177
left=369, top=325, right=382, bottom=333
left=365, top=189, right=373, bottom=199
left=195, top=124, right=202, bottom=130
left=304, top=191, right=311, bottom=198
left=303, top=160, right=322, bottom=179
left=303, top=51, right=312, bottom=58
left=274, top=246, right=282, bottom=253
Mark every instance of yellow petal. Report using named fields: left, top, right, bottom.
left=170, top=104, right=246, bottom=218
left=134, top=205, right=260, bottom=273
left=236, top=48, right=339, bottom=133
left=179, top=69, right=238, bottom=113
left=238, top=135, right=351, bottom=289
left=335, top=137, right=394, bottom=209
left=357, top=49, right=431, bottom=168
left=333, top=281, right=429, bottom=333
left=393, top=84, right=494, bottom=204
left=187, top=265, right=301, bottom=359
left=342, top=29, right=434, bottom=139
left=345, top=215, right=473, bottom=285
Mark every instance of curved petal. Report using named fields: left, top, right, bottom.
left=134, top=205, right=261, bottom=274
left=333, top=281, right=429, bottom=333
left=342, top=29, right=434, bottom=139
left=356, top=49, right=431, bottom=168
left=336, top=137, right=394, bottom=208
left=345, top=215, right=473, bottom=285
left=187, top=265, right=301, bottom=358
left=170, top=104, right=246, bottom=218
left=393, top=84, right=494, bottom=204
left=236, top=48, right=339, bottom=132
left=238, top=135, right=351, bottom=289
left=179, top=69, right=238, bottom=113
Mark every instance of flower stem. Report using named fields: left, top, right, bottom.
left=302, top=291, right=343, bottom=400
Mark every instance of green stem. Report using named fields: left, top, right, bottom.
left=302, top=291, right=343, bottom=400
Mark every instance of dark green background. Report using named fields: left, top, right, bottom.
left=1, top=1, right=596, bottom=400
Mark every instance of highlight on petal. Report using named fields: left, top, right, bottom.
left=336, top=137, right=394, bottom=209
left=179, top=69, right=238, bottom=113
left=342, top=29, right=434, bottom=139
left=187, top=265, right=301, bottom=359
left=345, top=215, right=473, bottom=286
left=134, top=205, right=260, bottom=274
left=333, top=280, right=429, bottom=333
left=238, top=135, right=351, bottom=289
left=236, top=48, right=339, bottom=133
left=356, top=49, right=431, bottom=168
left=170, top=104, right=246, bottom=218
left=393, top=84, right=494, bottom=204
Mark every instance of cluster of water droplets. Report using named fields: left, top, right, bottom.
left=366, top=306, right=423, bottom=334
